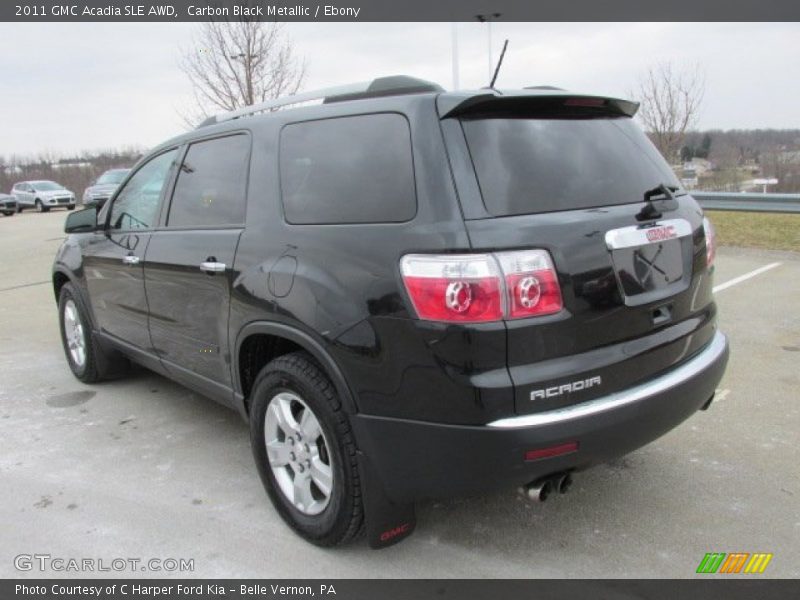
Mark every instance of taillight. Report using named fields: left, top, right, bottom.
left=702, top=217, right=716, bottom=267
left=496, top=250, right=563, bottom=318
left=399, top=254, right=503, bottom=322
left=400, top=250, right=562, bottom=323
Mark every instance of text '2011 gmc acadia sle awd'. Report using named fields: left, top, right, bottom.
left=52, top=76, right=729, bottom=548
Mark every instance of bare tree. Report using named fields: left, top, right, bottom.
left=633, top=62, right=705, bottom=164
left=180, top=21, right=306, bottom=125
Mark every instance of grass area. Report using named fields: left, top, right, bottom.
left=705, top=210, right=800, bottom=253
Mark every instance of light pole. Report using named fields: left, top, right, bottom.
left=450, top=23, right=460, bottom=91
left=475, top=13, right=501, bottom=82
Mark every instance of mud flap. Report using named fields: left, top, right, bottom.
left=357, top=450, right=416, bottom=549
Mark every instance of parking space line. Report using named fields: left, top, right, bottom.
left=713, top=262, right=782, bottom=293
left=0, top=281, right=50, bottom=293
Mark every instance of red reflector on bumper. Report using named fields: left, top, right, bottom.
left=525, top=442, right=579, bottom=461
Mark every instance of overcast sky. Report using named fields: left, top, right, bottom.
left=1, top=22, right=797, bottom=158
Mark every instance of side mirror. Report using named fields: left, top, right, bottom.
left=64, top=207, right=100, bottom=234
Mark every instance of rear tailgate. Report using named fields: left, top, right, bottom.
left=442, top=92, right=718, bottom=416
left=465, top=201, right=716, bottom=416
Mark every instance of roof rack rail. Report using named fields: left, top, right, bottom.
left=198, top=76, right=443, bottom=128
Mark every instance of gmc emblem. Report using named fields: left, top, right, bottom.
left=645, top=225, right=677, bottom=242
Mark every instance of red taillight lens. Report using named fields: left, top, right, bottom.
left=703, top=216, right=716, bottom=267
left=400, top=250, right=562, bottom=323
left=400, top=255, right=503, bottom=322
left=497, top=250, right=563, bottom=318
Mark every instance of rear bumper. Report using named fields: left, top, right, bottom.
left=351, top=330, right=729, bottom=503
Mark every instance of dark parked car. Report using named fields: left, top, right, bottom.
left=82, top=168, right=131, bottom=209
left=0, top=193, right=16, bottom=216
left=12, top=180, right=75, bottom=212
left=52, top=76, right=728, bottom=549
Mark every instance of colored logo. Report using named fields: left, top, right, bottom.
left=696, top=552, right=773, bottom=574
left=645, top=224, right=678, bottom=242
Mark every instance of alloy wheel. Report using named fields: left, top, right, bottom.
left=264, top=391, right=333, bottom=516
left=63, top=299, right=86, bottom=368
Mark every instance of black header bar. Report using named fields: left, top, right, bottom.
left=3, top=0, right=800, bottom=22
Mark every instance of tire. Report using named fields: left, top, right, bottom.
left=16, top=205, right=23, bottom=213
left=36, top=199, right=49, bottom=213
left=58, top=282, right=129, bottom=383
left=67, top=205, right=75, bottom=211
left=249, top=351, right=364, bottom=546
left=1, top=211, right=12, bottom=217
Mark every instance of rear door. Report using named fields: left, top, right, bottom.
left=144, top=133, right=250, bottom=392
left=445, top=102, right=715, bottom=415
left=16, top=184, right=33, bottom=207
left=82, top=148, right=179, bottom=349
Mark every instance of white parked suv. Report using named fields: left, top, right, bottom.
left=12, top=180, right=76, bottom=212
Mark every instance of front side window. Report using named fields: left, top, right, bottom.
left=280, top=113, right=417, bottom=224
left=109, top=149, right=177, bottom=230
left=167, top=134, right=250, bottom=228
left=97, top=170, right=130, bottom=185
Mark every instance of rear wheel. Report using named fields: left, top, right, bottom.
left=58, top=283, right=129, bottom=382
left=249, top=352, right=364, bottom=546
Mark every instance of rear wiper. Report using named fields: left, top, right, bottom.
left=637, top=183, right=679, bottom=221
left=643, top=183, right=678, bottom=202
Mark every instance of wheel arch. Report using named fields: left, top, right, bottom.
left=52, top=270, right=71, bottom=303
left=52, top=268, right=98, bottom=330
left=234, top=321, right=359, bottom=417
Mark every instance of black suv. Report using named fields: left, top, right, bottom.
left=53, top=76, right=729, bottom=548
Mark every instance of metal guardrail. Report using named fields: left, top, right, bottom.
left=692, top=191, right=800, bottom=214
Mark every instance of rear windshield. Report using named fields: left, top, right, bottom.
left=461, top=117, right=682, bottom=216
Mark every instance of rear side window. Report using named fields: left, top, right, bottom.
left=461, top=117, right=682, bottom=216
left=168, top=134, right=250, bottom=228
left=280, top=113, right=416, bottom=224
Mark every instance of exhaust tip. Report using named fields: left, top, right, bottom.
left=523, top=480, right=552, bottom=502
left=557, top=474, right=573, bottom=494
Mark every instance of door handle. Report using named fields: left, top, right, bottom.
left=122, top=255, right=140, bottom=265
left=199, top=261, right=226, bottom=273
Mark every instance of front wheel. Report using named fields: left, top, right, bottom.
left=35, top=199, right=49, bottom=213
left=1, top=211, right=12, bottom=217
left=67, top=205, right=75, bottom=211
left=58, top=283, right=129, bottom=382
left=249, top=352, right=364, bottom=546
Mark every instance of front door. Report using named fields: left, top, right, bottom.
left=82, top=148, right=178, bottom=350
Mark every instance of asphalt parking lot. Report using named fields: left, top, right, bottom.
left=1, top=210, right=798, bottom=578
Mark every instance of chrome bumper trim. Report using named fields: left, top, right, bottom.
left=487, top=331, right=727, bottom=429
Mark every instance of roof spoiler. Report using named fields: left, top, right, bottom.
left=438, top=92, right=639, bottom=120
